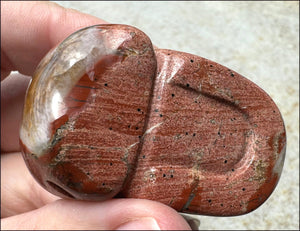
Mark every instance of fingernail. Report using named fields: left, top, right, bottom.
left=116, top=217, right=161, bottom=230
left=185, top=218, right=200, bottom=231
left=180, top=214, right=200, bottom=231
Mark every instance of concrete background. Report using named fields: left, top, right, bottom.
left=53, top=1, right=299, bottom=230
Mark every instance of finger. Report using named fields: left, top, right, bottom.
left=1, top=152, right=191, bottom=230
left=1, top=73, right=30, bottom=152
left=1, top=152, right=59, bottom=218
left=1, top=198, right=191, bottom=230
left=1, top=1, right=107, bottom=79
left=180, top=214, right=200, bottom=231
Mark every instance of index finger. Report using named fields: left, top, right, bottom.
left=1, top=1, right=107, bottom=79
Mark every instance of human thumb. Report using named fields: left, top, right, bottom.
left=1, top=198, right=192, bottom=230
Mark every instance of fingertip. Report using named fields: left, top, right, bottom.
left=45, top=1, right=108, bottom=47
left=1, top=1, right=108, bottom=76
left=1, top=198, right=191, bottom=230
left=95, top=198, right=192, bottom=230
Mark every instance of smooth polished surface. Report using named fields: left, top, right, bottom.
left=122, top=49, right=286, bottom=216
left=21, top=24, right=156, bottom=201
left=20, top=24, right=286, bottom=216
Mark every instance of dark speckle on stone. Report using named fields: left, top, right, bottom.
left=190, top=59, right=194, bottom=63
left=186, top=83, right=190, bottom=87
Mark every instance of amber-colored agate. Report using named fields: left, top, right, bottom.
left=20, top=24, right=286, bottom=216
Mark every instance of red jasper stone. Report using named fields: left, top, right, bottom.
left=20, top=24, right=286, bottom=216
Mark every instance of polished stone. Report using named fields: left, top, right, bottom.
left=20, top=24, right=286, bottom=216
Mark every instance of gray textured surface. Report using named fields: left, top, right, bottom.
left=53, top=1, right=299, bottom=230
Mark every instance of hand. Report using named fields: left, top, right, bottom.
left=0, top=2, right=192, bottom=230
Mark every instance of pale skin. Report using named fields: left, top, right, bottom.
left=1, top=2, right=192, bottom=230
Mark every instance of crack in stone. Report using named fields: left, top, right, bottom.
left=142, top=122, right=163, bottom=137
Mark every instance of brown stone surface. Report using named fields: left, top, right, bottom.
left=20, top=24, right=286, bottom=216
left=121, top=49, right=286, bottom=216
